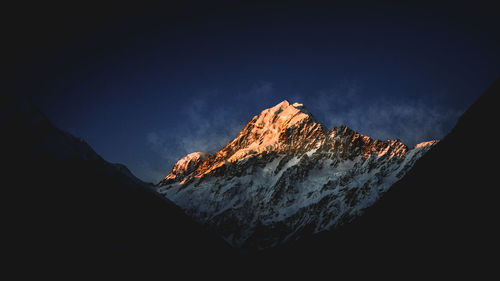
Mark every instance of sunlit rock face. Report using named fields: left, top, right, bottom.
left=158, top=152, right=210, bottom=185
left=157, top=100, right=437, bottom=250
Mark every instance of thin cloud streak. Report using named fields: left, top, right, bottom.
left=301, top=82, right=463, bottom=147
left=143, top=84, right=273, bottom=182
left=141, top=81, right=463, bottom=182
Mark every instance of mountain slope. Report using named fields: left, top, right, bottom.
left=247, top=77, right=500, bottom=277
left=158, top=100, right=437, bottom=250
left=3, top=96, right=234, bottom=274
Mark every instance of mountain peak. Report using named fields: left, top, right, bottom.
left=273, top=99, right=290, bottom=108
left=270, top=99, right=304, bottom=109
left=157, top=98, right=440, bottom=249
left=261, top=100, right=317, bottom=126
left=413, top=140, right=439, bottom=149
left=160, top=152, right=210, bottom=185
left=157, top=100, right=440, bottom=249
left=220, top=100, right=325, bottom=160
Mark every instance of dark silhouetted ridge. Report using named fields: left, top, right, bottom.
left=244, top=77, right=500, bottom=277
left=2, top=96, right=235, bottom=276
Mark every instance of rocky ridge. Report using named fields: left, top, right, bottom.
left=158, top=100, right=437, bottom=250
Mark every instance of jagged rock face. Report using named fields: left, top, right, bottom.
left=157, top=100, right=437, bottom=250
left=158, top=152, right=210, bottom=185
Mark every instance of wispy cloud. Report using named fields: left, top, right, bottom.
left=301, top=81, right=463, bottom=146
left=143, top=83, right=275, bottom=182
left=141, top=81, right=463, bottom=182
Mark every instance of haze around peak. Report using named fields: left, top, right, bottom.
left=141, top=82, right=463, bottom=183
left=16, top=2, right=498, bottom=183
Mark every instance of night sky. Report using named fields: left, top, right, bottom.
left=5, top=1, right=500, bottom=182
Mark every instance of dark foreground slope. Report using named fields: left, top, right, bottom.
left=4, top=77, right=498, bottom=278
left=2, top=97, right=235, bottom=275
left=245, top=78, right=500, bottom=276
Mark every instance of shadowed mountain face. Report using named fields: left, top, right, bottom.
left=244, top=78, right=500, bottom=276
left=3, top=97, right=234, bottom=275
left=158, top=100, right=437, bottom=250
left=5, top=77, right=498, bottom=278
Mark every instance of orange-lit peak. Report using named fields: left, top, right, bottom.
left=414, top=140, right=439, bottom=149
left=276, top=99, right=290, bottom=107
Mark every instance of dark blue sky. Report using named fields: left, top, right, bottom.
left=5, top=1, right=500, bottom=182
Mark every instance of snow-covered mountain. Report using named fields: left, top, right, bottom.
left=157, top=100, right=437, bottom=250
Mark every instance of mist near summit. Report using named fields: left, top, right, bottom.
left=144, top=81, right=462, bottom=183
left=7, top=2, right=499, bottom=185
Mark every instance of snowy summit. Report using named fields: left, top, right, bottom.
left=157, top=100, right=438, bottom=250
